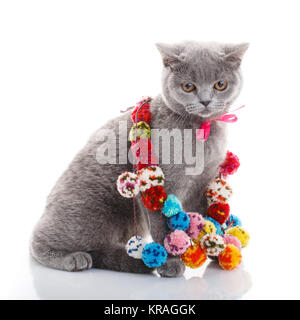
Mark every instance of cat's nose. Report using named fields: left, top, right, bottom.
left=200, top=100, right=211, bottom=107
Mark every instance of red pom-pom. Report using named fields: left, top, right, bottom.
left=131, top=138, right=158, bottom=167
left=207, top=202, right=230, bottom=225
left=131, top=98, right=152, bottom=124
left=219, top=151, right=240, bottom=177
left=141, top=186, right=167, bottom=211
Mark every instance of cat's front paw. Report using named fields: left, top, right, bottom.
left=157, top=257, right=185, bottom=278
left=63, top=252, right=93, bottom=272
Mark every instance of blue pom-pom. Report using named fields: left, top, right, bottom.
left=167, top=211, right=190, bottom=231
left=205, top=217, right=224, bottom=235
left=162, top=194, right=182, bottom=217
left=226, top=214, right=242, bottom=228
left=142, top=242, right=168, bottom=268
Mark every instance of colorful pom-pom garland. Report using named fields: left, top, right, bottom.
left=116, top=97, right=249, bottom=272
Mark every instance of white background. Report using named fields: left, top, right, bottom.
left=0, top=0, right=300, bottom=299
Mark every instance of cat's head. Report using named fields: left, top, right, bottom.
left=156, top=41, right=248, bottom=119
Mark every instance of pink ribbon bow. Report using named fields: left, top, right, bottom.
left=196, top=105, right=245, bottom=142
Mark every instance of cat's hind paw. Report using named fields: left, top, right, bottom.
left=157, top=257, right=185, bottom=278
left=63, top=252, right=93, bottom=272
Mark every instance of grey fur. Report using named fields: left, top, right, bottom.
left=31, top=41, right=248, bottom=277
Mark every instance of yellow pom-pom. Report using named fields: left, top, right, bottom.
left=129, top=121, right=151, bottom=142
left=219, top=244, right=242, bottom=270
left=181, top=244, right=207, bottom=268
left=193, top=220, right=216, bottom=243
left=226, top=226, right=250, bottom=248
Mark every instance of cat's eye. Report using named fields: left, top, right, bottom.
left=214, top=81, right=228, bottom=91
left=182, top=83, right=195, bottom=93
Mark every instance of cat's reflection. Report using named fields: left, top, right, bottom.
left=30, top=258, right=251, bottom=300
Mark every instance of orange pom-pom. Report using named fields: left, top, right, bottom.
left=218, top=244, right=242, bottom=270
left=181, top=244, right=207, bottom=268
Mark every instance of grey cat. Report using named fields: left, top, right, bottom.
left=31, top=41, right=248, bottom=277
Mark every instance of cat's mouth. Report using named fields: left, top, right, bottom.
left=199, top=110, right=217, bottom=117
left=185, top=104, right=205, bottom=114
left=185, top=103, right=226, bottom=117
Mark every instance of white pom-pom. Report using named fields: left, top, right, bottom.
left=117, top=172, right=140, bottom=198
left=125, top=236, right=147, bottom=259
left=137, top=166, right=165, bottom=192
left=205, top=178, right=233, bottom=205
left=200, top=233, right=225, bottom=256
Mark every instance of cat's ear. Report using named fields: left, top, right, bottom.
left=223, top=43, right=249, bottom=69
left=156, top=43, right=184, bottom=68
